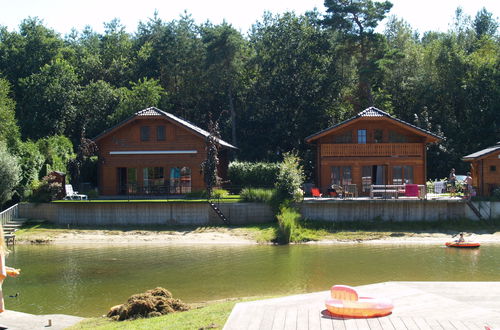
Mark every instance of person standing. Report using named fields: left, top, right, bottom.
left=0, top=224, right=20, bottom=313
left=464, top=172, right=473, bottom=200
left=448, top=168, right=457, bottom=197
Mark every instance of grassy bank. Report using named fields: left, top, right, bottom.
left=67, top=297, right=267, bottom=330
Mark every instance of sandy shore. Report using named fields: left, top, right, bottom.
left=17, top=229, right=500, bottom=245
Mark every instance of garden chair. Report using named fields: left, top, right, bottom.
left=64, top=184, right=88, bottom=200
left=404, top=184, right=419, bottom=197
left=311, top=188, right=322, bottom=198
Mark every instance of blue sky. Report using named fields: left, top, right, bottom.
left=1, top=0, right=499, bottom=35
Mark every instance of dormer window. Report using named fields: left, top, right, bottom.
left=157, top=126, right=166, bottom=141
left=140, top=126, right=150, bottom=141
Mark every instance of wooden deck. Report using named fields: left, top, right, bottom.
left=223, top=282, right=500, bottom=330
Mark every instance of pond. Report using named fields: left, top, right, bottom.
left=4, top=243, right=499, bottom=317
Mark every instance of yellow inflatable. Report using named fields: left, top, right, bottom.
left=325, top=285, right=393, bottom=318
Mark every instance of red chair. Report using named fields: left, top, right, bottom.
left=311, top=188, right=322, bottom=198
left=404, top=184, right=419, bottom=197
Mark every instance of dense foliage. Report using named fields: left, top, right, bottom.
left=228, top=161, right=280, bottom=188
left=0, top=2, right=499, bottom=206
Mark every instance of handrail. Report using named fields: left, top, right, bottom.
left=0, top=204, right=19, bottom=226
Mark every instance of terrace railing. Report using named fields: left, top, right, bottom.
left=321, top=143, right=423, bottom=157
left=0, top=204, right=19, bottom=226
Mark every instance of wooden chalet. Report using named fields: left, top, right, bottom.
left=463, top=142, right=500, bottom=196
left=94, top=107, right=236, bottom=196
left=305, top=107, right=441, bottom=195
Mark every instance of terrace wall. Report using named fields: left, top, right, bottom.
left=18, top=200, right=500, bottom=226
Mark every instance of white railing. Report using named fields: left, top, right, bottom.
left=0, top=204, right=19, bottom=226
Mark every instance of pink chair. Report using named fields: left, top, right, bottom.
left=404, top=184, right=419, bottom=197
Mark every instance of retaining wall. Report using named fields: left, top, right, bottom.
left=18, top=200, right=500, bottom=226
left=300, top=199, right=468, bottom=222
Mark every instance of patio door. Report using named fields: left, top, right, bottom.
left=117, top=168, right=127, bottom=195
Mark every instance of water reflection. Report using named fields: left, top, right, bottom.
left=4, top=244, right=500, bottom=317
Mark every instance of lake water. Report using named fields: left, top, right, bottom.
left=4, top=243, right=499, bottom=317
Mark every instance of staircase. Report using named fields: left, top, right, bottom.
left=466, top=200, right=492, bottom=224
left=208, top=201, right=230, bottom=225
left=3, top=218, right=27, bottom=245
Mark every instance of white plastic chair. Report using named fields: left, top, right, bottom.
left=64, top=184, right=88, bottom=200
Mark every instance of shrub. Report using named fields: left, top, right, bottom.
left=274, top=152, right=305, bottom=202
left=30, top=174, right=62, bottom=202
left=0, top=145, right=21, bottom=206
left=212, top=188, right=229, bottom=199
left=228, top=161, right=279, bottom=189
left=240, top=188, right=275, bottom=203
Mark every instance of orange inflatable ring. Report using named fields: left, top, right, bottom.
left=325, top=285, right=393, bottom=318
left=445, top=242, right=480, bottom=248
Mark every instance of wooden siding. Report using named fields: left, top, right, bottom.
left=96, top=116, right=226, bottom=196
left=312, top=117, right=431, bottom=194
left=321, top=143, right=423, bottom=157
left=467, top=151, right=500, bottom=196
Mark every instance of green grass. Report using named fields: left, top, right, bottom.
left=66, top=297, right=268, bottom=330
left=53, top=196, right=242, bottom=203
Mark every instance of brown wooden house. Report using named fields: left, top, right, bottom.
left=94, top=107, right=236, bottom=196
left=463, top=142, right=500, bottom=196
left=305, top=107, right=441, bottom=195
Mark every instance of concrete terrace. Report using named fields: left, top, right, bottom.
left=223, top=281, right=500, bottom=330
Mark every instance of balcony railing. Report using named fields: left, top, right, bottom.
left=321, top=143, right=423, bottom=157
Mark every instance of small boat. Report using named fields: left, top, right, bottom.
left=445, top=242, right=480, bottom=248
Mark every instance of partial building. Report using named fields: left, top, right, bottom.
left=305, top=107, right=441, bottom=195
left=94, top=107, right=236, bottom=196
left=463, top=142, right=500, bottom=196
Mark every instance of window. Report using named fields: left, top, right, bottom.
left=388, top=130, right=407, bottom=143
left=140, top=126, right=150, bottom=141
left=180, top=167, right=192, bottom=193
left=157, top=126, right=166, bottom=141
left=334, top=131, right=353, bottom=144
left=357, top=129, right=367, bottom=144
left=170, top=167, right=181, bottom=194
left=330, top=166, right=352, bottom=185
left=403, top=165, right=414, bottom=183
left=127, top=168, right=137, bottom=193
left=144, top=167, right=164, bottom=192
left=392, top=165, right=413, bottom=184
left=362, top=166, right=372, bottom=192
left=491, top=165, right=497, bottom=172
left=392, top=166, right=403, bottom=185
left=374, top=129, right=383, bottom=143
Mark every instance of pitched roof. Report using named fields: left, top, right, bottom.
left=305, top=107, right=442, bottom=143
left=93, top=107, right=237, bottom=149
left=463, top=143, right=500, bottom=160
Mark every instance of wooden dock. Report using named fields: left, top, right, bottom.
left=223, top=282, right=500, bottom=329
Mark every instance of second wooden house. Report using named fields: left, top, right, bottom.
left=305, top=107, right=441, bottom=195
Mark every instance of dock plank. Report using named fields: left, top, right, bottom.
left=283, top=307, right=297, bottom=330
left=296, top=307, right=309, bottom=330
left=308, top=306, right=321, bottom=330
left=271, top=307, right=286, bottom=330
left=377, top=316, right=395, bottom=330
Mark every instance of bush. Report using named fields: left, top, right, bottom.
left=0, top=145, right=21, bottom=206
left=240, top=188, right=275, bottom=203
left=30, top=174, right=62, bottom=202
left=212, top=188, right=229, bottom=199
left=228, top=161, right=279, bottom=189
left=274, top=152, right=305, bottom=202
